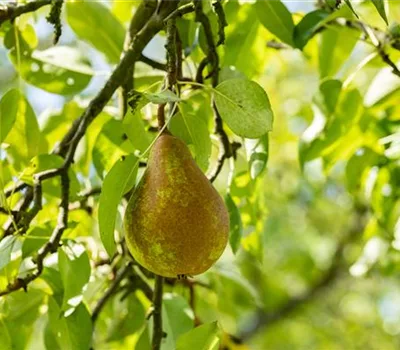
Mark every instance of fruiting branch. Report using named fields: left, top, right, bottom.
left=0, top=0, right=180, bottom=297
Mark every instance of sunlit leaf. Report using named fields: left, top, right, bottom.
left=58, top=241, right=91, bottom=313
left=371, top=0, right=388, bottom=25
left=3, top=93, right=43, bottom=170
left=66, top=1, right=125, bottom=62
left=98, top=154, right=138, bottom=257
left=93, top=118, right=134, bottom=179
left=293, top=10, right=330, bottom=50
left=176, top=322, right=220, bottom=350
left=225, top=194, right=243, bottom=254
left=214, top=78, right=273, bottom=138
left=255, top=0, right=294, bottom=46
left=0, top=89, right=19, bottom=143
left=319, top=27, right=360, bottom=78
left=9, top=46, right=93, bottom=95
left=47, top=297, right=92, bottom=350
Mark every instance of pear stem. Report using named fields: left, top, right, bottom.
left=157, top=103, right=166, bottom=131
left=152, top=274, right=164, bottom=350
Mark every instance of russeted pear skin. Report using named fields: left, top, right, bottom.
left=124, top=133, right=229, bottom=277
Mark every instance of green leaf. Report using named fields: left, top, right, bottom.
left=255, top=0, right=294, bottom=46
left=58, top=242, right=91, bottom=313
left=21, top=224, right=51, bottom=259
left=66, top=2, right=125, bottom=62
left=344, top=0, right=359, bottom=18
left=214, top=78, right=273, bottom=138
left=0, top=236, right=16, bottom=271
left=41, top=267, right=64, bottom=307
left=178, top=103, right=212, bottom=172
left=313, top=79, right=343, bottom=116
left=106, top=294, right=146, bottom=342
left=40, top=101, right=83, bottom=150
left=3, top=93, right=43, bottom=170
left=371, top=0, right=388, bottom=25
left=47, top=297, right=92, bottom=350
left=0, top=89, right=19, bottom=143
left=346, top=148, right=382, bottom=192
left=98, top=154, right=138, bottom=257
left=223, top=5, right=262, bottom=78
left=9, top=46, right=93, bottom=95
left=0, top=318, right=12, bottom=350
left=0, top=289, right=45, bottom=350
left=162, top=293, right=195, bottom=345
left=225, top=194, right=243, bottom=254
left=176, top=322, right=220, bottom=350
left=319, top=26, right=360, bottom=78
left=93, top=118, right=134, bottom=178
left=293, top=10, right=330, bottom=50
left=245, top=134, right=269, bottom=179
left=123, top=104, right=152, bottom=153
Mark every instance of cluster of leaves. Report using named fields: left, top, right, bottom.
left=0, top=0, right=399, bottom=349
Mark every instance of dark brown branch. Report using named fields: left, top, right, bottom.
left=5, top=182, right=29, bottom=198
left=46, top=0, right=63, bottom=44
left=165, top=18, right=178, bottom=89
left=0, top=0, right=51, bottom=25
left=91, top=262, right=132, bottom=323
left=194, top=1, right=219, bottom=87
left=213, top=0, right=227, bottom=46
left=152, top=275, right=164, bottom=350
left=139, top=54, right=167, bottom=71
left=163, top=3, right=195, bottom=23
left=120, top=0, right=158, bottom=118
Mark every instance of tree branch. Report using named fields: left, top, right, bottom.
left=120, top=0, right=158, bottom=118
left=0, top=170, right=70, bottom=296
left=139, top=54, right=167, bottom=71
left=0, top=0, right=51, bottom=25
left=152, top=275, right=164, bottom=350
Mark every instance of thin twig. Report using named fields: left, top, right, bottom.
left=152, top=275, right=164, bottom=350
left=0, top=0, right=52, bottom=25
left=139, top=54, right=167, bottom=71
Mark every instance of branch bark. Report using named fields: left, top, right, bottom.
left=152, top=275, right=164, bottom=350
left=0, top=0, right=51, bottom=25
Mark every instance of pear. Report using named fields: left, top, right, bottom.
left=124, top=133, right=229, bottom=278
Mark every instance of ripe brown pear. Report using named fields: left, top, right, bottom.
left=124, top=133, right=229, bottom=278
